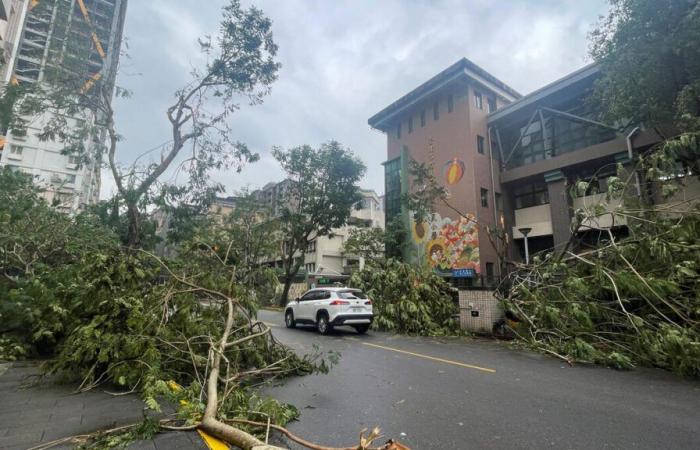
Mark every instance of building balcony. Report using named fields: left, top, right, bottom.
left=572, top=193, right=627, bottom=230
left=512, top=204, right=552, bottom=238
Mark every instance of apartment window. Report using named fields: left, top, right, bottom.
left=420, top=110, right=426, bottom=127
left=305, top=263, right=316, bottom=273
left=10, top=145, right=23, bottom=155
left=474, top=90, right=483, bottom=110
left=477, top=135, right=485, bottom=154
left=495, top=192, right=503, bottom=213
left=65, top=174, right=76, bottom=184
left=488, top=97, right=497, bottom=113
left=480, top=188, right=488, bottom=207
left=307, top=240, right=316, bottom=253
left=514, top=182, right=549, bottom=209
left=433, top=102, right=439, bottom=121
left=447, top=94, right=454, bottom=113
left=396, top=123, right=401, bottom=139
left=408, top=117, right=413, bottom=134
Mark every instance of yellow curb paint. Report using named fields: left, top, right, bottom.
left=198, top=429, right=230, bottom=450
left=362, top=342, right=496, bottom=373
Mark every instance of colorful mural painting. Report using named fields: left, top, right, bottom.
left=410, top=212, right=480, bottom=274
left=442, top=158, right=465, bottom=185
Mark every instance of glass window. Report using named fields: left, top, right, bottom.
left=300, top=291, right=317, bottom=301
left=488, top=97, right=497, bottom=113
left=338, top=290, right=368, bottom=299
left=447, top=94, right=454, bottom=113
left=65, top=174, right=76, bottom=184
left=420, top=110, right=426, bottom=127
left=474, top=91, right=483, bottom=110
left=480, top=188, right=488, bottom=207
left=384, top=158, right=402, bottom=221
left=396, top=123, right=401, bottom=139
left=433, top=102, right=439, bottom=121
left=514, top=182, right=550, bottom=209
left=10, top=145, right=23, bottom=155
left=477, top=135, right=485, bottom=154
left=408, top=117, right=413, bottom=134
left=486, top=263, right=494, bottom=281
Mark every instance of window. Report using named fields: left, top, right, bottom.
left=305, top=263, right=316, bottom=273
left=300, top=290, right=318, bottom=301
left=65, top=174, right=76, bottom=184
left=480, top=188, right=489, bottom=207
left=474, top=91, right=483, bottom=110
left=307, top=240, right=316, bottom=253
left=408, top=117, right=413, bottom=134
left=477, top=135, right=485, bottom=154
left=384, top=157, right=402, bottom=220
left=488, top=97, right=497, bottom=113
left=68, top=155, right=79, bottom=165
left=485, top=263, right=495, bottom=282
left=338, top=290, right=368, bottom=299
left=447, top=94, right=454, bottom=113
left=396, top=123, right=401, bottom=139
left=514, top=182, right=549, bottom=209
left=9, top=145, right=23, bottom=155
left=420, top=110, right=426, bottom=127
left=433, top=102, right=439, bottom=120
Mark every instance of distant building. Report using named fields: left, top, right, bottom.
left=369, top=58, right=699, bottom=284
left=253, top=180, right=385, bottom=276
left=0, top=0, right=128, bottom=212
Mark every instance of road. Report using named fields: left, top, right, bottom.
left=258, top=310, right=700, bottom=450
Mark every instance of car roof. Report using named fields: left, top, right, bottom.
left=306, top=287, right=360, bottom=291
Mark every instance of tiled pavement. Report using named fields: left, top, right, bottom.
left=0, top=362, right=208, bottom=450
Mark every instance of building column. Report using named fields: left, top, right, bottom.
left=545, top=170, right=572, bottom=250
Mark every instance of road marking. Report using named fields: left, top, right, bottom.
left=362, top=342, right=496, bottom=373
left=198, top=429, right=229, bottom=450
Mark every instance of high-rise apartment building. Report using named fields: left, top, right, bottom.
left=0, top=0, right=128, bottom=211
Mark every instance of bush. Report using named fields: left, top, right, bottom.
left=350, top=259, right=458, bottom=335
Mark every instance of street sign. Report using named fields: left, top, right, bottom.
left=452, top=268, right=476, bottom=278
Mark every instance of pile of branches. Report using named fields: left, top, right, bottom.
left=350, top=259, right=458, bottom=335
left=502, top=136, right=700, bottom=378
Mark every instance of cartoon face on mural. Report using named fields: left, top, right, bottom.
left=442, top=158, right=465, bottom=185
left=410, top=212, right=480, bottom=273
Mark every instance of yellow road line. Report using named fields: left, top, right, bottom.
left=198, top=429, right=230, bottom=450
left=362, top=342, right=496, bottom=373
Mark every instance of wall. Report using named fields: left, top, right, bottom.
left=513, top=204, right=553, bottom=238
left=458, top=289, right=503, bottom=334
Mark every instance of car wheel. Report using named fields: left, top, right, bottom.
left=354, top=324, right=370, bottom=334
left=317, top=313, right=332, bottom=335
left=285, top=310, right=296, bottom=329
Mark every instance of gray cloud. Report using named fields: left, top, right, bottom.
left=104, top=0, right=608, bottom=199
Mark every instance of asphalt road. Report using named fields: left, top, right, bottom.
left=258, top=310, right=700, bottom=450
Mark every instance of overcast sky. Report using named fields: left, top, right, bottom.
left=104, top=0, right=610, bottom=199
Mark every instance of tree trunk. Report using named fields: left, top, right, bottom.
left=126, top=201, right=141, bottom=248
left=199, top=297, right=285, bottom=450
left=279, top=275, right=293, bottom=306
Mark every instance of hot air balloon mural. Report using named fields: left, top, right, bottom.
left=442, top=158, right=465, bottom=185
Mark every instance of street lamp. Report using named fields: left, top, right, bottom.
left=518, top=227, right=532, bottom=265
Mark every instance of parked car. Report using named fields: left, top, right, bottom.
left=284, top=287, right=373, bottom=335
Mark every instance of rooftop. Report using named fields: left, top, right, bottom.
left=368, top=58, right=521, bottom=131
left=488, top=63, right=600, bottom=125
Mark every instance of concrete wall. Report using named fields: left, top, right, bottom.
left=458, top=289, right=503, bottom=334
left=513, top=204, right=553, bottom=238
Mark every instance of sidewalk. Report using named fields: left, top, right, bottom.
left=0, top=361, right=207, bottom=450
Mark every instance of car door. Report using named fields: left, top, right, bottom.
left=296, top=290, right=317, bottom=321
left=309, top=290, right=330, bottom=318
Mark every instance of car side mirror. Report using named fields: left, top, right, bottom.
left=294, top=297, right=300, bottom=303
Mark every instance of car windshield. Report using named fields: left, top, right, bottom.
left=337, top=290, right=367, bottom=299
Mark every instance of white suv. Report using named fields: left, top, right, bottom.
left=284, top=287, right=373, bottom=335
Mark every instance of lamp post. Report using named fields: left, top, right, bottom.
left=518, top=227, right=532, bottom=265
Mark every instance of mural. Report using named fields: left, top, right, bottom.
left=442, top=158, right=465, bottom=185
left=410, top=212, right=480, bottom=274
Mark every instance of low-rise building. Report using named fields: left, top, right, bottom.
left=369, top=58, right=699, bottom=284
